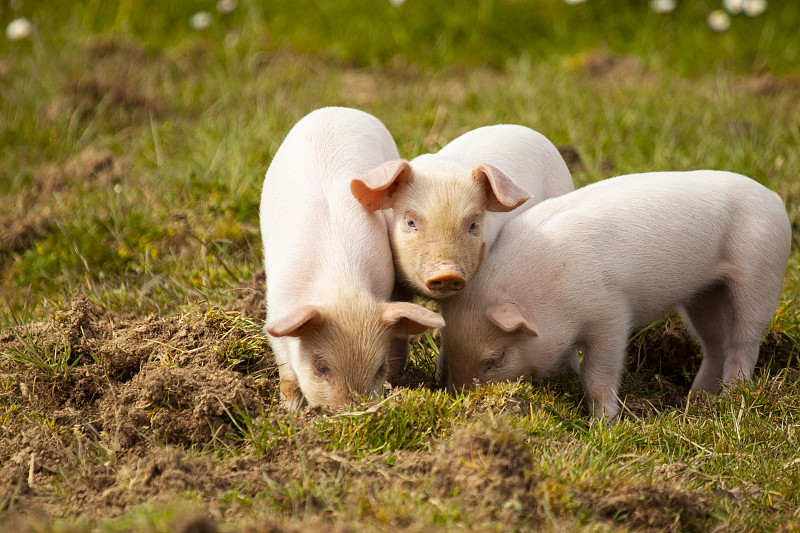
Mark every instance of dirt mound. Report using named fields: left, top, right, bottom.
left=583, top=484, right=712, bottom=532
left=430, top=415, right=539, bottom=523
left=620, top=318, right=798, bottom=416
left=224, top=268, right=266, bottom=322
left=0, top=295, right=279, bottom=518
left=626, top=319, right=702, bottom=389
left=627, top=318, right=798, bottom=384
left=103, top=364, right=265, bottom=447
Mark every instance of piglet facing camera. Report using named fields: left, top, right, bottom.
left=439, top=170, right=792, bottom=421
left=261, top=107, right=443, bottom=409
left=351, top=124, right=575, bottom=299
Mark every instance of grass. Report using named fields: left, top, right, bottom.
left=2, top=0, right=800, bottom=531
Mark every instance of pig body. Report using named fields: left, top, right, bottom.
left=261, top=107, right=444, bottom=409
left=351, top=125, right=574, bottom=299
left=439, top=170, right=792, bottom=420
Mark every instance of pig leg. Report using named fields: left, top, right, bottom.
left=388, top=336, right=411, bottom=378
left=681, top=282, right=733, bottom=394
left=435, top=351, right=448, bottom=385
left=720, top=278, right=780, bottom=387
left=564, top=349, right=581, bottom=377
left=580, top=318, right=630, bottom=421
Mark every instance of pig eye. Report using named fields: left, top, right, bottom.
left=404, top=212, right=420, bottom=230
left=467, top=217, right=480, bottom=234
left=483, top=351, right=507, bottom=371
left=375, top=361, right=388, bottom=382
left=314, top=359, right=330, bottom=379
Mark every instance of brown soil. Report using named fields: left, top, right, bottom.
left=626, top=318, right=798, bottom=387
left=581, top=483, right=712, bottom=532
left=0, top=291, right=282, bottom=521
left=0, top=286, right=796, bottom=528
left=429, top=415, right=541, bottom=525
left=224, top=268, right=267, bottom=321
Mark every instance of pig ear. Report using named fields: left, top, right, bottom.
left=379, top=302, right=445, bottom=336
left=486, top=302, right=538, bottom=336
left=267, top=305, right=325, bottom=337
left=350, top=160, right=413, bottom=212
left=472, top=164, right=531, bottom=213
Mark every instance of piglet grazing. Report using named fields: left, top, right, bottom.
left=261, top=107, right=444, bottom=409
left=439, top=170, right=792, bottom=421
left=350, top=125, right=574, bottom=299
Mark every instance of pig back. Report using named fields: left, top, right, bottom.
left=260, top=107, right=400, bottom=304
left=503, top=170, right=788, bottom=320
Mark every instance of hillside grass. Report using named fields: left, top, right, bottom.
left=2, top=0, right=800, bottom=531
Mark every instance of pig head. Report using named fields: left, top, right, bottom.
left=350, top=159, right=529, bottom=299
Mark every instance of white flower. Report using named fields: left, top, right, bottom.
left=389, top=0, right=406, bottom=5
left=707, top=10, right=731, bottom=32
left=224, top=32, right=239, bottom=48
left=216, top=0, right=237, bottom=14
left=743, top=0, right=766, bottom=16
left=6, top=17, right=32, bottom=41
left=723, top=0, right=745, bottom=13
left=650, top=0, right=676, bottom=13
left=564, top=0, right=588, bottom=4
left=190, top=11, right=212, bottom=31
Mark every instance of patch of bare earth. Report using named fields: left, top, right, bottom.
left=581, top=483, right=712, bottom=532
left=0, top=292, right=283, bottom=521
left=617, top=317, right=798, bottom=417
left=429, top=416, right=541, bottom=526
left=224, top=268, right=266, bottom=322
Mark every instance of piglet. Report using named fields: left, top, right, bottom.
left=261, top=107, right=444, bottom=409
left=438, top=170, right=792, bottom=420
left=350, top=125, right=574, bottom=299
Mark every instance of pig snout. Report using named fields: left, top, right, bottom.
left=424, top=262, right=466, bottom=293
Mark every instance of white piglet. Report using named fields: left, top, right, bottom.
left=350, top=125, right=574, bottom=299
left=261, top=107, right=444, bottom=409
left=439, top=171, right=792, bottom=420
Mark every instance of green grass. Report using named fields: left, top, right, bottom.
left=2, top=0, right=800, bottom=531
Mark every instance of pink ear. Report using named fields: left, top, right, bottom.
left=266, top=305, right=324, bottom=337
left=350, top=160, right=413, bottom=212
left=486, top=302, right=537, bottom=335
left=472, top=164, right=531, bottom=213
left=379, top=302, right=445, bottom=335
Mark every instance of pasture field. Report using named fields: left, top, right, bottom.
left=2, top=1, right=800, bottom=531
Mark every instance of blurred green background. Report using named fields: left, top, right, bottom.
left=1, top=0, right=799, bottom=318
